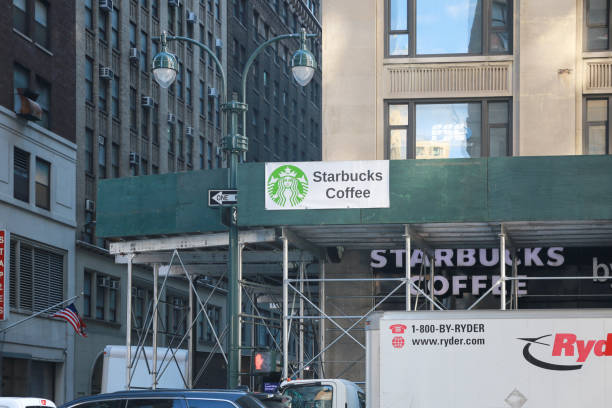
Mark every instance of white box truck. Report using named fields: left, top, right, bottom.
left=282, top=309, right=612, bottom=408
left=101, top=345, right=188, bottom=393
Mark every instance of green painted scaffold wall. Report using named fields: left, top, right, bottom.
left=96, top=156, right=612, bottom=238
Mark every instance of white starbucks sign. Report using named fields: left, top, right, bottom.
left=265, top=161, right=389, bottom=210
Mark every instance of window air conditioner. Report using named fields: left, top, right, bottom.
left=99, top=0, right=113, bottom=12
left=215, top=38, right=223, bottom=48
left=185, top=126, right=194, bottom=136
left=98, top=135, right=106, bottom=145
left=208, top=87, right=217, bottom=97
left=186, top=11, right=197, bottom=24
left=97, top=276, right=111, bottom=287
left=167, top=113, right=177, bottom=124
left=129, top=47, right=139, bottom=61
left=129, top=152, right=139, bottom=165
left=141, top=96, right=154, bottom=108
left=85, top=199, right=96, bottom=213
left=109, top=280, right=120, bottom=290
left=99, top=66, right=114, bottom=80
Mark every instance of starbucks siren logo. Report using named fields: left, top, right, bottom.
left=267, top=165, right=309, bottom=207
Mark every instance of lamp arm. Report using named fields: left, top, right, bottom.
left=240, top=32, right=318, bottom=140
left=156, top=35, right=228, bottom=106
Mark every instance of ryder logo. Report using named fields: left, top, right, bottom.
left=519, top=333, right=612, bottom=370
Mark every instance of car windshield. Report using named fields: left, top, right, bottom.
left=282, top=385, right=333, bottom=408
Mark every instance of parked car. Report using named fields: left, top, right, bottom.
left=251, top=393, right=289, bottom=408
left=59, top=390, right=267, bottom=408
left=0, top=398, right=56, bottom=408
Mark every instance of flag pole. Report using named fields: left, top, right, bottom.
left=0, top=294, right=80, bottom=334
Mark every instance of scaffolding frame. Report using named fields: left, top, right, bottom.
left=109, top=221, right=612, bottom=387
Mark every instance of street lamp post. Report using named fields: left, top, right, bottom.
left=152, top=28, right=317, bottom=389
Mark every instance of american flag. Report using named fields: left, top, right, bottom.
left=52, top=303, right=87, bottom=337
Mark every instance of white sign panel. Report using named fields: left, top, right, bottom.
left=265, top=161, right=389, bottom=210
left=379, top=314, right=612, bottom=408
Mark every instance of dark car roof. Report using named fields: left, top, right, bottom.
left=60, top=390, right=255, bottom=408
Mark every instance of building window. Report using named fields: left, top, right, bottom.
left=85, top=58, right=94, bottom=102
left=99, top=78, right=107, bottom=112
left=153, top=104, right=160, bottom=145
left=83, top=271, right=92, bottom=317
left=263, top=118, right=269, bottom=145
left=13, top=63, right=30, bottom=113
left=99, top=9, right=107, bottom=41
left=111, top=8, right=119, bottom=49
left=98, top=136, right=106, bottom=178
left=33, top=0, right=49, bottom=48
left=199, top=137, right=205, bottom=169
left=263, top=71, right=269, bottom=99
left=207, top=141, right=213, bottom=169
left=9, top=236, right=64, bottom=314
left=111, top=77, right=119, bottom=118
left=586, top=0, right=611, bottom=50
left=130, top=88, right=137, bottom=130
left=199, top=304, right=221, bottom=344
left=187, top=135, right=193, bottom=165
left=85, top=128, right=94, bottom=174
left=140, top=31, right=148, bottom=73
left=35, top=158, right=50, bottom=210
left=141, top=106, right=149, bottom=139
left=387, top=99, right=511, bottom=159
left=130, top=22, right=136, bottom=48
left=90, top=272, right=119, bottom=321
left=152, top=0, right=158, bottom=18
left=178, top=122, right=184, bottom=157
left=214, top=0, right=220, bottom=20
left=14, top=147, right=30, bottom=203
left=186, top=70, right=192, bottom=105
left=168, top=124, right=175, bottom=153
left=177, top=62, right=184, bottom=100
left=132, top=286, right=146, bottom=329
left=36, top=77, right=50, bottom=129
left=386, top=0, right=511, bottom=56
left=199, top=81, right=205, bottom=116
left=112, top=142, right=120, bottom=177
left=169, top=296, right=187, bottom=335
left=584, top=97, right=611, bottom=154
left=13, top=0, right=27, bottom=34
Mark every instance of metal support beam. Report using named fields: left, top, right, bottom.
left=429, top=255, right=435, bottom=311
left=404, top=225, right=411, bottom=311
left=115, top=250, right=316, bottom=265
left=125, top=254, right=134, bottom=390
left=279, top=228, right=328, bottom=261
left=405, top=225, right=435, bottom=259
left=109, top=229, right=277, bottom=254
left=319, top=262, right=326, bottom=378
left=188, top=272, right=194, bottom=388
left=500, top=232, right=506, bottom=310
left=512, top=249, right=519, bottom=310
left=299, top=262, right=305, bottom=374
left=152, top=264, right=159, bottom=389
left=281, top=228, right=289, bottom=380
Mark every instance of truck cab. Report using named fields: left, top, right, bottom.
left=280, top=379, right=364, bottom=408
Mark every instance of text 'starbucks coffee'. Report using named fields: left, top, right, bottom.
left=264, top=161, right=389, bottom=210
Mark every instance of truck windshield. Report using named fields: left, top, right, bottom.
left=282, top=385, right=333, bottom=408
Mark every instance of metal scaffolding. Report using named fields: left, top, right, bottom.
left=109, top=220, right=612, bottom=388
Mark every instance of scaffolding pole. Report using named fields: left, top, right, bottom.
left=281, top=228, right=289, bottom=380
left=152, top=263, right=159, bottom=389
left=319, top=261, right=326, bottom=378
left=500, top=232, right=506, bottom=310
left=404, top=225, right=411, bottom=311
left=125, top=254, right=134, bottom=390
